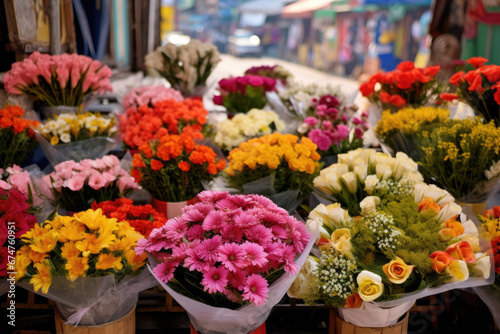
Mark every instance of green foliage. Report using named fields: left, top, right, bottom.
left=222, top=85, right=268, bottom=114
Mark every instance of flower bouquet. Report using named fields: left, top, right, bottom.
left=0, top=105, right=40, bottom=169
left=213, top=75, right=277, bottom=114
left=121, top=85, right=183, bottom=110
left=0, top=187, right=38, bottom=296
left=16, top=209, right=157, bottom=326
left=145, top=39, right=221, bottom=97
left=42, top=156, right=139, bottom=213
left=416, top=118, right=500, bottom=212
left=244, top=65, right=293, bottom=85
left=91, top=198, right=167, bottom=237
left=214, top=109, right=286, bottom=152
left=131, top=133, right=225, bottom=217
left=119, top=98, right=207, bottom=150
left=138, top=191, right=317, bottom=334
left=297, top=99, right=366, bottom=158
left=359, top=61, right=442, bottom=112
left=313, top=148, right=423, bottom=216
left=224, top=133, right=321, bottom=213
left=292, top=181, right=492, bottom=328
left=375, top=106, right=450, bottom=158
left=3, top=52, right=112, bottom=110
left=449, top=57, right=500, bottom=126
left=475, top=207, right=500, bottom=328
left=36, top=111, right=118, bottom=166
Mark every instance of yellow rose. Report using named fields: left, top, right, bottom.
left=357, top=270, right=384, bottom=301
left=382, top=257, right=414, bottom=284
left=266, top=155, right=280, bottom=170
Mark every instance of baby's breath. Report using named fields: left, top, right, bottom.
left=314, top=248, right=356, bottom=300
left=364, top=211, right=401, bottom=251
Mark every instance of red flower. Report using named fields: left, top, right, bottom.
left=413, top=68, right=431, bottom=83
left=178, top=161, right=190, bottom=172
left=396, top=61, right=415, bottom=72
left=423, top=65, right=440, bottom=77
left=395, top=71, right=416, bottom=90
left=379, top=92, right=391, bottom=103
left=389, top=94, right=407, bottom=107
left=359, top=81, right=376, bottom=97
left=131, top=168, right=141, bottom=182
left=480, top=65, right=500, bottom=82
left=467, top=57, right=488, bottom=68
left=440, top=93, right=458, bottom=102
left=468, top=74, right=483, bottom=92
left=213, top=95, right=223, bottom=105
left=150, top=159, right=163, bottom=171
left=449, top=71, right=465, bottom=86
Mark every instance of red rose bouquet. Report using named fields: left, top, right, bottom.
left=449, top=57, right=500, bottom=126
left=119, top=98, right=207, bottom=150
left=213, top=75, right=277, bottom=114
left=91, top=198, right=167, bottom=237
left=360, top=61, right=442, bottom=111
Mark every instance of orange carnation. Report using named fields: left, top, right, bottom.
left=150, top=160, right=163, bottom=171
left=178, top=161, right=190, bottom=172
left=132, top=154, right=146, bottom=168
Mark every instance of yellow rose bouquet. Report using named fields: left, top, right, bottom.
left=290, top=181, right=493, bottom=327
left=16, top=209, right=157, bottom=326
left=224, top=133, right=321, bottom=212
left=35, top=112, right=118, bottom=166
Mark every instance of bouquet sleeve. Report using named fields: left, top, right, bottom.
left=265, top=92, right=300, bottom=134
left=148, top=225, right=318, bottom=334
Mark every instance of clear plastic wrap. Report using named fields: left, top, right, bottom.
left=19, top=269, right=157, bottom=326
left=148, top=226, right=319, bottom=334
left=337, top=301, right=414, bottom=327
left=23, top=164, right=55, bottom=223
left=265, top=92, right=300, bottom=134
left=35, top=131, right=119, bottom=167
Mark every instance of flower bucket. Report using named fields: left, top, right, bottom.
left=331, top=309, right=409, bottom=334
left=190, top=322, right=266, bottom=334
left=151, top=197, right=199, bottom=219
left=54, top=304, right=136, bottom=334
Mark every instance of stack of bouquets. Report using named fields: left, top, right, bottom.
left=416, top=118, right=500, bottom=208
left=92, top=198, right=167, bottom=237
left=359, top=61, right=442, bottom=112
left=314, top=148, right=423, bottom=216
left=119, top=98, right=207, bottom=150
left=214, top=109, right=286, bottom=152
left=375, top=106, right=450, bottom=158
left=16, top=209, right=157, bottom=325
left=244, top=65, right=293, bottom=85
left=297, top=95, right=366, bottom=157
left=291, top=181, right=492, bottom=327
left=474, top=207, right=500, bottom=328
left=36, top=112, right=118, bottom=166
left=42, top=156, right=139, bottom=213
left=0, top=105, right=40, bottom=169
left=213, top=75, right=277, bottom=114
left=224, top=133, right=321, bottom=213
left=3, top=52, right=112, bottom=108
left=145, top=39, right=221, bottom=97
left=121, top=85, right=183, bottom=110
left=448, top=57, right=500, bottom=126
left=138, top=191, right=317, bottom=333
left=131, top=133, right=226, bottom=216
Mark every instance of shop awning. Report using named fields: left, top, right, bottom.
left=239, top=0, right=294, bottom=16
left=282, top=0, right=337, bottom=19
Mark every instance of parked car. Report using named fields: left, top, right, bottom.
left=227, top=29, right=262, bottom=57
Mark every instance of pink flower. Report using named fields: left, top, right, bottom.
left=164, top=217, right=188, bottom=240
left=135, top=238, right=148, bottom=255
left=227, top=269, right=246, bottom=290
left=101, top=155, right=120, bottom=168
left=247, top=76, right=264, bottom=87
left=186, top=225, right=205, bottom=241
left=218, top=243, right=245, bottom=271
left=153, top=260, right=178, bottom=283
left=279, top=244, right=298, bottom=274
left=198, top=235, right=223, bottom=262
left=198, top=190, right=229, bottom=203
left=185, top=246, right=211, bottom=272
left=202, top=211, right=227, bottom=231
left=308, top=129, right=332, bottom=151
left=244, top=225, right=273, bottom=245
left=0, top=180, right=12, bottom=190
left=304, top=117, right=318, bottom=126
left=234, top=212, right=259, bottom=228
left=201, top=266, right=229, bottom=294
left=241, top=242, right=268, bottom=267
left=102, top=172, right=117, bottom=185
left=183, top=208, right=205, bottom=223
left=88, top=172, right=107, bottom=191
left=355, top=128, right=364, bottom=139
left=116, top=175, right=139, bottom=193
left=65, top=174, right=87, bottom=191
left=220, top=224, right=243, bottom=243
left=242, top=274, right=269, bottom=306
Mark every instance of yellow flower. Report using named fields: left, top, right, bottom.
left=382, top=257, right=414, bottom=284
left=75, top=208, right=118, bottom=231
left=30, top=260, right=52, bottom=294
left=65, top=256, right=89, bottom=281
left=44, top=215, right=69, bottom=231
left=125, top=250, right=147, bottom=271
left=15, top=246, right=33, bottom=281
left=50, top=136, right=60, bottom=145
left=58, top=220, right=87, bottom=243
left=76, top=231, right=117, bottom=257
left=61, top=242, right=82, bottom=259
left=28, top=229, right=58, bottom=254
left=21, top=224, right=47, bottom=241
left=357, top=270, right=383, bottom=301
left=96, top=253, right=124, bottom=271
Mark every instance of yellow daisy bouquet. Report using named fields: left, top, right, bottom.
left=16, top=209, right=157, bottom=326
left=224, top=133, right=321, bottom=212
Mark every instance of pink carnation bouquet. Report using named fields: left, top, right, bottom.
left=42, top=155, right=139, bottom=212
left=122, top=85, right=184, bottom=110
left=3, top=52, right=112, bottom=107
left=0, top=165, right=42, bottom=207
left=213, top=75, right=276, bottom=114
left=138, top=191, right=317, bottom=333
left=297, top=94, right=368, bottom=156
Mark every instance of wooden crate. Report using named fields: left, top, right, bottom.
left=329, top=309, right=409, bottom=334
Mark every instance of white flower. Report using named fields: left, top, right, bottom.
left=364, top=175, right=379, bottom=195
left=357, top=271, right=384, bottom=301
left=402, top=172, right=424, bottom=184
left=360, top=196, right=380, bottom=215
left=436, top=202, right=462, bottom=223
left=308, top=203, right=351, bottom=230
left=486, top=160, right=500, bottom=179
left=374, top=152, right=395, bottom=169
left=314, top=170, right=342, bottom=194
left=472, top=253, right=491, bottom=279
left=354, top=164, right=368, bottom=182
left=341, top=172, right=357, bottom=194
left=376, top=164, right=392, bottom=180
left=445, top=260, right=469, bottom=283
left=59, top=133, right=71, bottom=143
left=287, top=272, right=305, bottom=298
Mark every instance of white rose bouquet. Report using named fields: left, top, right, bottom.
left=214, top=109, right=286, bottom=151
left=145, top=39, right=221, bottom=97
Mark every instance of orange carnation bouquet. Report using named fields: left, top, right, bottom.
left=0, top=105, right=40, bottom=168
left=119, top=98, right=207, bottom=150
left=131, top=133, right=226, bottom=202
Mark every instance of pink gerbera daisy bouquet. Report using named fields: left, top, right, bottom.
left=138, top=191, right=317, bottom=333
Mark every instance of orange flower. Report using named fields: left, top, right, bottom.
left=345, top=293, right=363, bottom=308
left=178, top=161, right=190, bottom=172
left=446, top=241, right=476, bottom=263
left=438, top=228, right=456, bottom=242
left=131, top=168, right=141, bottom=183
left=467, top=57, right=488, bottom=68
left=444, top=219, right=465, bottom=237
left=418, top=197, right=440, bottom=214
left=132, top=154, right=146, bottom=168
left=430, top=251, right=455, bottom=273
left=150, top=159, right=163, bottom=171
left=139, top=143, right=154, bottom=158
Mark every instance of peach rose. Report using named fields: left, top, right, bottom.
left=430, top=251, right=455, bottom=273
left=345, top=293, right=363, bottom=308
left=446, top=241, right=476, bottom=263
left=444, top=219, right=465, bottom=237
left=382, top=257, right=414, bottom=284
left=418, top=197, right=440, bottom=214
left=438, top=228, right=456, bottom=242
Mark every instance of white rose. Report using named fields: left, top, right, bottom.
left=297, top=123, right=310, bottom=134
left=360, top=196, right=380, bottom=215
left=445, top=260, right=469, bottom=283
left=309, top=203, right=350, bottom=230
left=472, top=253, right=491, bottom=279
left=400, top=172, right=424, bottom=184
left=395, top=152, right=418, bottom=171
left=341, top=172, right=357, bottom=194
left=364, top=175, right=379, bottom=195
left=376, top=164, right=393, bottom=180
left=303, top=255, right=319, bottom=274
left=354, top=164, right=368, bottom=182
left=374, top=152, right=395, bottom=169
left=357, top=271, right=384, bottom=301
left=437, top=202, right=462, bottom=223
left=460, top=216, right=478, bottom=237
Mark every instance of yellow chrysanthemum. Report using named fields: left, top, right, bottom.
left=65, top=256, right=89, bottom=281
left=21, top=224, right=48, bottom=242
left=61, top=242, right=82, bottom=259
left=96, top=253, right=123, bottom=271
left=30, top=260, right=52, bottom=294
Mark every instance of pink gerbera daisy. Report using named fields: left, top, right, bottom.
left=198, top=235, right=223, bottom=262
left=198, top=190, right=229, bottom=204
left=234, top=212, right=259, bottom=228
left=279, top=244, right=298, bottom=274
left=202, top=211, right=227, bottom=231
left=164, top=217, right=188, bottom=240
left=183, top=208, right=205, bottom=223
left=227, top=269, right=246, bottom=290
left=190, top=202, right=215, bottom=216
left=184, top=245, right=211, bottom=272
left=242, top=274, right=269, bottom=306
left=243, top=225, right=273, bottom=245
left=153, top=260, right=178, bottom=283
left=218, top=243, right=245, bottom=271
left=241, top=242, right=268, bottom=267
left=220, top=224, right=243, bottom=243
left=134, top=238, right=148, bottom=255
left=215, top=198, right=240, bottom=211
left=186, top=224, right=205, bottom=241
left=201, top=266, right=229, bottom=294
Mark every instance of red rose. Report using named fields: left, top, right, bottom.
left=218, top=78, right=237, bottom=92
left=440, top=93, right=458, bottom=102
left=262, top=77, right=276, bottom=91
left=381, top=72, right=395, bottom=84
left=396, top=61, right=415, bottom=72
left=359, top=81, right=376, bottom=97
left=449, top=71, right=465, bottom=86
left=468, top=74, right=483, bottom=92
left=467, top=57, right=488, bottom=68
left=213, top=95, right=223, bottom=105
left=247, top=75, right=264, bottom=87
left=423, top=65, right=440, bottom=77
left=480, top=65, right=500, bottom=82
left=395, top=71, right=416, bottom=89
left=379, top=92, right=391, bottom=103
left=389, top=94, right=407, bottom=107
left=413, top=68, right=431, bottom=83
